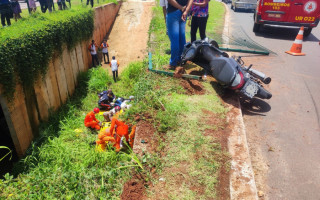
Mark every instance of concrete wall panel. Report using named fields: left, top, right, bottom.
left=54, top=56, right=69, bottom=103
left=34, top=77, right=50, bottom=121
left=46, top=60, right=61, bottom=110
left=62, top=48, right=75, bottom=96
left=70, top=48, right=80, bottom=86
left=75, top=43, right=85, bottom=72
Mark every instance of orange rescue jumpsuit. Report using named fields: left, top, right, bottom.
left=109, top=114, right=135, bottom=151
left=96, top=128, right=116, bottom=150
left=84, top=111, right=100, bottom=130
left=109, top=115, right=128, bottom=151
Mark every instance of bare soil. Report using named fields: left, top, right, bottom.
left=180, top=79, right=206, bottom=95
left=121, top=174, right=147, bottom=200
left=202, top=109, right=231, bottom=200
left=102, top=1, right=154, bottom=73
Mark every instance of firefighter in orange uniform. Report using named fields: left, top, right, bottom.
left=84, top=108, right=101, bottom=130
left=96, top=128, right=116, bottom=150
left=108, top=114, right=136, bottom=151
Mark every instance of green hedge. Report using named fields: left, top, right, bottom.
left=0, top=8, right=94, bottom=99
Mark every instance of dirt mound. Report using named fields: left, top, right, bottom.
left=180, top=79, right=205, bottom=95
left=121, top=174, right=146, bottom=200
left=173, top=66, right=186, bottom=78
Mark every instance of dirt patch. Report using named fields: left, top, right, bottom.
left=133, top=120, right=158, bottom=156
left=180, top=79, right=205, bottom=95
left=202, top=109, right=231, bottom=200
left=102, top=1, right=154, bottom=73
left=121, top=174, right=147, bottom=200
left=173, top=67, right=186, bottom=78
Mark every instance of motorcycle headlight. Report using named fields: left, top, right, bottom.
left=182, top=48, right=196, bottom=61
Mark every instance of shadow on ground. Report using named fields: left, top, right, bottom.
left=254, top=26, right=319, bottom=42
left=209, top=81, right=271, bottom=116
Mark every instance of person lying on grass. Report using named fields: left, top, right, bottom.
left=98, top=89, right=115, bottom=110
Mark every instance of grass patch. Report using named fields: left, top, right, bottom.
left=0, top=1, right=228, bottom=199
left=0, top=61, right=186, bottom=199
left=0, top=68, right=136, bottom=199
left=144, top=2, right=230, bottom=199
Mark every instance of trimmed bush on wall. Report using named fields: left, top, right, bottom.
left=0, top=8, right=94, bottom=99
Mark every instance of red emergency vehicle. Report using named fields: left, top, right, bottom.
left=253, top=0, right=320, bottom=36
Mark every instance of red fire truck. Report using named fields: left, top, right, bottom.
left=253, top=0, right=320, bottom=36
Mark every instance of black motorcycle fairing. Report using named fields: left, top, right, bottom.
left=200, top=46, right=237, bottom=85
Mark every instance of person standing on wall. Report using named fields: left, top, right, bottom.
left=100, top=39, right=110, bottom=64
left=57, top=0, right=67, bottom=10
left=110, top=56, right=119, bottom=83
left=88, top=40, right=100, bottom=68
left=0, top=0, right=12, bottom=27
left=87, top=0, right=93, bottom=8
left=28, top=0, right=37, bottom=13
left=46, top=0, right=53, bottom=12
left=166, top=0, right=193, bottom=70
left=190, top=0, right=209, bottom=42
left=11, top=0, right=21, bottom=21
left=39, top=0, right=48, bottom=13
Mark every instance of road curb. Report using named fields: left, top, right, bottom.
left=222, top=1, right=230, bottom=46
left=225, top=96, right=258, bottom=200
left=221, top=2, right=259, bottom=199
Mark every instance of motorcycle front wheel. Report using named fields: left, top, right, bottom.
left=256, top=87, right=272, bottom=99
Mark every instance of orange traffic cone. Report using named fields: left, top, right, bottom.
left=285, top=27, right=305, bottom=56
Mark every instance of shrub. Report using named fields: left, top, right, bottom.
left=0, top=8, right=94, bottom=99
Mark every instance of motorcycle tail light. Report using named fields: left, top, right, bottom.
left=230, top=71, right=245, bottom=90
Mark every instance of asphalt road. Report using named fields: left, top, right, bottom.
left=224, top=3, right=320, bottom=199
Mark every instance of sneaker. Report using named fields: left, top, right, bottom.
left=203, top=75, right=207, bottom=79
left=169, top=66, right=176, bottom=70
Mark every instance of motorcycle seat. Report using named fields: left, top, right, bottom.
left=209, top=57, right=237, bottom=85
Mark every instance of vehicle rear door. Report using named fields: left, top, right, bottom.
left=260, top=0, right=291, bottom=22
left=287, top=0, right=320, bottom=24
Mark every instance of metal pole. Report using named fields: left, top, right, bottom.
left=219, top=47, right=270, bottom=55
left=148, top=52, right=202, bottom=80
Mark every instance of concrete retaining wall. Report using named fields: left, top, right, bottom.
left=0, top=2, right=121, bottom=156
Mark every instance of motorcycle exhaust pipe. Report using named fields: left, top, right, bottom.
left=249, top=69, right=271, bottom=84
left=245, top=66, right=271, bottom=84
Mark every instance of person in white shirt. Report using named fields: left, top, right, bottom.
left=88, top=40, right=100, bottom=67
left=110, top=56, right=119, bottom=82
